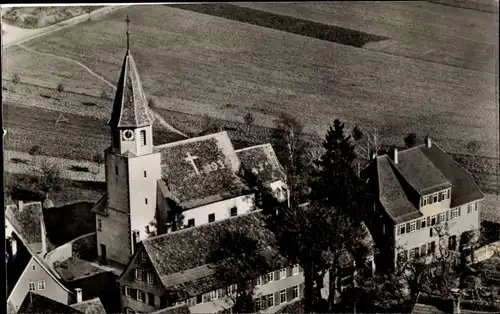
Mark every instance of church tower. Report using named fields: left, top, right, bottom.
left=96, top=16, right=162, bottom=266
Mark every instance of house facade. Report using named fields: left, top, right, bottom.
left=361, top=138, right=484, bottom=271
left=94, top=43, right=287, bottom=268
left=6, top=214, right=74, bottom=313
left=117, top=212, right=315, bottom=314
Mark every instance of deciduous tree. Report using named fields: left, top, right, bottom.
left=404, top=133, right=418, bottom=148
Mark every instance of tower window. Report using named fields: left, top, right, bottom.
left=140, top=130, right=146, bottom=146
left=145, top=198, right=148, bottom=205
left=208, top=213, right=215, bottom=223
left=115, top=166, right=118, bottom=176
left=144, top=171, right=147, bottom=178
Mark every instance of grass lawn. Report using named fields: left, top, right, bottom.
left=10, top=3, right=496, bottom=158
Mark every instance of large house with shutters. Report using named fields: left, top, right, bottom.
left=361, top=137, right=484, bottom=271
left=117, top=211, right=310, bottom=314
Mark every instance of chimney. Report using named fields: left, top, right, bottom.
left=426, top=136, right=432, bottom=148
left=132, top=230, right=140, bottom=253
left=18, top=200, right=24, bottom=211
left=393, top=148, right=398, bottom=164
left=11, top=237, right=18, bottom=258
left=75, top=288, right=83, bottom=303
left=451, top=288, right=461, bottom=314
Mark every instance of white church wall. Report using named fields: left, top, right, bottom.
left=181, top=194, right=256, bottom=228
left=127, top=152, right=162, bottom=241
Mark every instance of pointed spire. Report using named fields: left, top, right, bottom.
left=125, top=14, right=130, bottom=51
left=107, top=16, right=154, bottom=129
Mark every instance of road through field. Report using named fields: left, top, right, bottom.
left=2, top=5, right=129, bottom=48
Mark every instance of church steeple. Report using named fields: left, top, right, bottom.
left=108, top=15, right=154, bottom=129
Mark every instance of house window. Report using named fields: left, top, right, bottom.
left=196, top=295, right=202, bottom=304
left=135, top=269, right=143, bottom=281
left=98, top=219, right=102, bottom=231
left=137, top=290, right=144, bottom=302
left=431, top=215, right=437, bottom=226
left=414, top=247, right=420, bottom=259
left=266, top=294, right=274, bottom=307
left=410, top=221, right=416, bottom=232
left=254, top=299, right=261, bottom=311
left=433, top=193, right=438, bottom=203
left=420, top=244, right=427, bottom=256
left=428, top=241, right=435, bottom=255
left=292, top=285, right=299, bottom=299
left=147, top=293, right=155, bottom=306
left=147, top=272, right=154, bottom=284
left=37, top=280, right=45, bottom=290
left=423, top=196, right=429, bottom=206
left=187, top=219, right=195, bottom=227
left=32, top=264, right=36, bottom=271
left=266, top=272, right=274, bottom=282
left=280, top=290, right=286, bottom=303
left=440, top=213, right=446, bottom=223
left=255, top=276, right=262, bottom=286
left=400, top=224, right=406, bottom=235
left=145, top=198, right=148, bottom=205
left=125, top=286, right=131, bottom=297
left=421, top=218, right=426, bottom=228
left=451, top=208, right=459, bottom=219
left=293, top=264, right=300, bottom=275
left=445, top=189, right=450, bottom=199
left=29, top=282, right=36, bottom=291
left=438, top=192, right=443, bottom=202
left=144, top=171, right=147, bottom=178
left=280, top=268, right=287, bottom=279
left=208, top=213, right=215, bottom=223
left=409, top=249, right=416, bottom=260
left=230, top=207, right=237, bottom=217
left=140, top=130, right=146, bottom=146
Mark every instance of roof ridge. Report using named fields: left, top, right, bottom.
left=143, top=210, right=263, bottom=243
left=235, top=143, right=272, bottom=152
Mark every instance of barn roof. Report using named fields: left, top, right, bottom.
left=154, top=132, right=248, bottom=209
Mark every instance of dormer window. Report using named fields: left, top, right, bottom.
left=422, top=196, right=429, bottom=206
left=432, top=193, right=438, bottom=203
left=445, top=189, right=450, bottom=199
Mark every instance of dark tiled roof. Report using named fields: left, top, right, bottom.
left=154, top=132, right=247, bottom=209
left=142, top=211, right=286, bottom=296
left=92, top=194, right=108, bottom=216
left=236, top=143, right=286, bottom=184
left=376, top=156, right=422, bottom=223
left=108, top=50, right=154, bottom=128
left=420, top=144, right=484, bottom=207
left=71, top=298, right=107, bottom=314
left=150, top=303, right=190, bottom=314
left=5, top=202, right=43, bottom=245
left=18, top=292, right=82, bottom=314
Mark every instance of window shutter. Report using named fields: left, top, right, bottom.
left=416, top=220, right=421, bottom=230
left=437, top=214, right=441, bottom=224
left=298, top=264, right=303, bottom=273
left=286, top=287, right=293, bottom=302
left=458, top=207, right=461, bottom=216
left=287, top=267, right=293, bottom=277
left=397, top=225, right=400, bottom=235
left=299, top=283, right=305, bottom=298
left=274, top=270, right=280, bottom=280
left=427, top=217, right=430, bottom=226
left=406, top=223, right=410, bottom=232
left=262, top=275, right=267, bottom=284
left=261, top=296, right=268, bottom=310
left=274, top=291, right=280, bottom=305
left=131, top=288, right=137, bottom=299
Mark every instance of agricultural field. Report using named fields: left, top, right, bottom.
left=2, top=6, right=103, bottom=29
left=9, top=3, right=496, bottom=158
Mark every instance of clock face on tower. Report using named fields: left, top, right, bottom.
left=122, top=129, right=135, bottom=141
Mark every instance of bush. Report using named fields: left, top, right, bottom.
left=23, top=15, right=40, bottom=28
left=12, top=73, right=20, bottom=84
left=148, top=98, right=158, bottom=109
left=243, top=112, right=255, bottom=125
left=56, top=83, right=65, bottom=93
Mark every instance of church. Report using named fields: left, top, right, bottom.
left=92, top=22, right=288, bottom=268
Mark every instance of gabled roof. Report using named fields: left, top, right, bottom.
left=70, top=298, right=107, bottom=314
left=18, top=292, right=82, bottom=314
left=108, top=50, right=154, bottom=129
left=236, top=143, right=286, bottom=184
left=154, top=132, right=247, bottom=209
left=92, top=194, right=108, bottom=216
left=5, top=202, right=44, bottom=247
left=150, top=303, right=190, bottom=314
left=371, top=141, right=484, bottom=223
left=376, top=156, right=422, bottom=223
left=132, top=211, right=286, bottom=298
left=6, top=212, right=74, bottom=297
